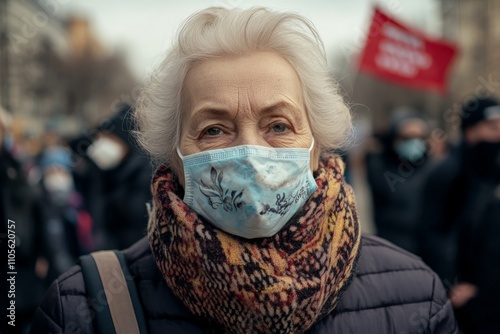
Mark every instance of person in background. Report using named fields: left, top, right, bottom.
left=420, top=96, right=500, bottom=333
left=0, top=108, right=45, bottom=334
left=37, top=145, right=93, bottom=282
left=31, top=7, right=456, bottom=333
left=366, top=108, right=434, bottom=254
left=70, top=104, right=152, bottom=250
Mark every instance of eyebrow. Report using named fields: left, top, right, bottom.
left=190, top=108, right=232, bottom=124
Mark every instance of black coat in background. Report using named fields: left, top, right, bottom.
left=420, top=142, right=500, bottom=333
left=419, top=144, right=466, bottom=285
left=0, top=147, right=45, bottom=333
left=366, top=148, right=435, bottom=255
left=455, top=178, right=500, bottom=333
left=75, top=151, right=152, bottom=250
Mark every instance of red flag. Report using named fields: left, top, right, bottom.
left=358, top=7, right=458, bottom=93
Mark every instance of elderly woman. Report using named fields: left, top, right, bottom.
left=31, top=7, right=456, bottom=333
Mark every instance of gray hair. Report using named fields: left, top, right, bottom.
left=134, top=6, right=352, bottom=166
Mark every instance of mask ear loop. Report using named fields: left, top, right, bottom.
left=308, top=138, right=315, bottom=152
left=176, top=147, right=185, bottom=159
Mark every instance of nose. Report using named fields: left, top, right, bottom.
left=234, top=128, right=268, bottom=147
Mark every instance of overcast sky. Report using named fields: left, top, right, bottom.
left=59, top=0, right=440, bottom=80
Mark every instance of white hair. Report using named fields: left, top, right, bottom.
left=134, top=6, right=352, bottom=166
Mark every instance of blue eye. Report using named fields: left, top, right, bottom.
left=272, top=124, right=288, bottom=133
left=206, top=127, right=222, bottom=136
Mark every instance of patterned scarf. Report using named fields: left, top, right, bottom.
left=149, top=154, right=361, bottom=334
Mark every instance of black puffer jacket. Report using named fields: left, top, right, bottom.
left=30, top=235, right=457, bottom=333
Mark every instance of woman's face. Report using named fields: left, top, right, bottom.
left=176, top=52, right=318, bottom=186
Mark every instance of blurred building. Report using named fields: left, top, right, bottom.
left=0, top=0, right=137, bottom=143
left=62, top=15, right=138, bottom=128
left=0, top=0, right=69, bottom=132
left=441, top=0, right=500, bottom=102
left=66, top=17, right=104, bottom=58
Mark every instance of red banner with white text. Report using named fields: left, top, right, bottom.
left=358, top=7, right=458, bottom=94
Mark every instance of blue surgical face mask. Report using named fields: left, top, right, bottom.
left=394, top=138, right=426, bottom=162
left=177, top=140, right=318, bottom=239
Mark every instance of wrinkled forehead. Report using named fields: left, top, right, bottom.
left=181, top=52, right=305, bottom=116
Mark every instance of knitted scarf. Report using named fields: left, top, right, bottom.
left=149, top=154, right=361, bottom=334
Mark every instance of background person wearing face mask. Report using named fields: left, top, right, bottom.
left=420, top=96, right=500, bottom=333
left=37, top=146, right=93, bottom=283
left=366, top=108, right=434, bottom=255
left=70, top=104, right=152, bottom=250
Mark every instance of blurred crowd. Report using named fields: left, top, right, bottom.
left=1, top=95, right=499, bottom=333
left=0, top=104, right=152, bottom=334
left=359, top=96, right=500, bottom=333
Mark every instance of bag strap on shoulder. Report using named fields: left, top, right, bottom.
left=79, top=250, right=148, bottom=334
